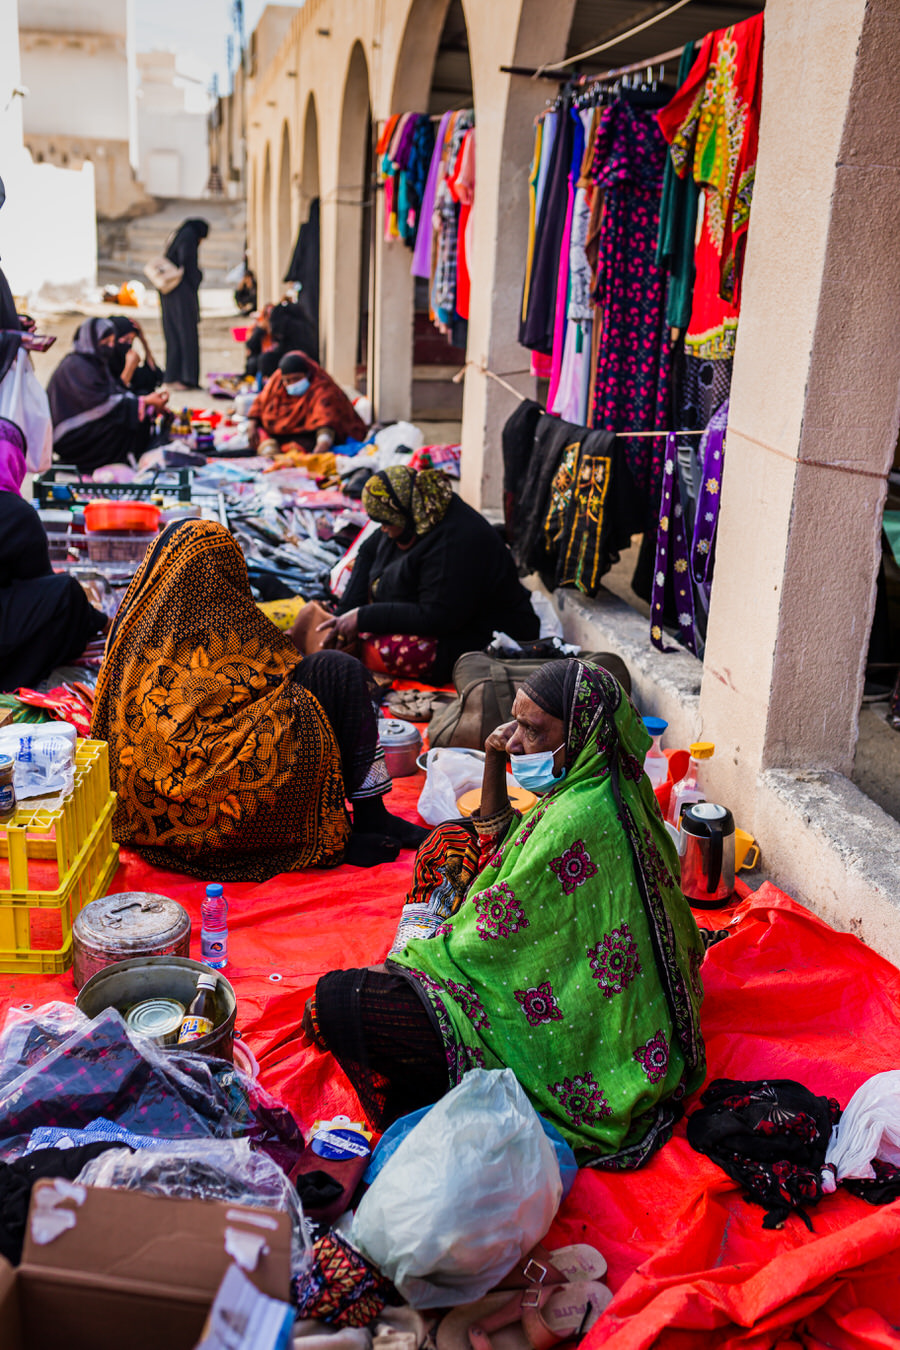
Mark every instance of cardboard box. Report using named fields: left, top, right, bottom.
left=0, top=1181, right=292, bottom=1350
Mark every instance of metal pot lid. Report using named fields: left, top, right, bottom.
left=377, top=718, right=423, bottom=747
left=73, top=892, right=190, bottom=949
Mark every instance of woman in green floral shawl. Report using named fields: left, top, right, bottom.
left=308, top=659, right=706, bottom=1166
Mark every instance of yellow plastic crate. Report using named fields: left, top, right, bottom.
left=0, top=739, right=120, bottom=973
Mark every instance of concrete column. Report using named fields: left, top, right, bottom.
left=699, top=0, right=900, bottom=824
left=458, top=0, right=575, bottom=510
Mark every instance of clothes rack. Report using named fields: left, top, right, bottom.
left=501, top=44, right=684, bottom=85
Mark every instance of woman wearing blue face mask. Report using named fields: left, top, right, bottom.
left=304, top=658, right=706, bottom=1165
left=247, top=351, right=366, bottom=456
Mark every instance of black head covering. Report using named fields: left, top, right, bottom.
left=72, top=317, right=116, bottom=359
left=108, top=316, right=139, bottom=381
left=521, top=659, right=583, bottom=764
left=183, top=218, right=210, bottom=239
left=110, top=316, right=139, bottom=339
left=279, top=351, right=312, bottom=377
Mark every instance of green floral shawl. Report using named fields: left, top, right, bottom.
left=392, top=662, right=706, bottom=1166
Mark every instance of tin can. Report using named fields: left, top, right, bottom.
left=125, top=997, right=186, bottom=1046
left=72, top=892, right=191, bottom=990
left=0, top=755, right=15, bottom=821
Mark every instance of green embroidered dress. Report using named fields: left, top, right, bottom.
left=392, top=663, right=705, bottom=1166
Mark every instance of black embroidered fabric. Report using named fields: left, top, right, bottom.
left=687, top=1077, right=842, bottom=1230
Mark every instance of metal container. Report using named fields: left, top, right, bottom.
left=125, top=997, right=186, bottom=1046
left=679, top=802, right=736, bottom=908
left=72, top=891, right=191, bottom=990
left=76, top=955, right=237, bottom=1061
left=377, top=717, right=423, bottom=777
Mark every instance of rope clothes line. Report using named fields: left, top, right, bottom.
left=453, top=360, right=704, bottom=433
left=533, top=0, right=695, bottom=79
left=455, top=364, right=894, bottom=475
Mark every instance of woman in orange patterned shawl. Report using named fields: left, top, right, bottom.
left=92, top=519, right=423, bottom=880
left=248, top=352, right=366, bottom=453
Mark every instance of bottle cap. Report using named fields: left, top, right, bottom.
left=642, top=717, right=668, bottom=737
left=196, top=972, right=218, bottom=990
left=689, top=742, right=715, bottom=759
left=206, top=883, right=223, bottom=897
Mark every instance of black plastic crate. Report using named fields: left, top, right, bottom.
left=33, top=465, right=193, bottom=507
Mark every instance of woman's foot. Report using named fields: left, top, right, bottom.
left=345, top=832, right=401, bottom=868
left=167, top=381, right=193, bottom=391
left=352, top=796, right=430, bottom=850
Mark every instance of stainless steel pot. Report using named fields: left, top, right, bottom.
left=377, top=717, right=423, bottom=777
left=72, top=892, right=191, bottom=991
left=76, top=954, right=237, bottom=1061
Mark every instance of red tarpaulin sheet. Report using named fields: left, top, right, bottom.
left=1, top=772, right=900, bottom=1347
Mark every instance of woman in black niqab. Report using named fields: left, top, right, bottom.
left=160, top=218, right=209, bottom=389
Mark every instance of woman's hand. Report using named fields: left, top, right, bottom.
left=145, top=389, right=169, bottom=412
left=122, top=348, right=141, bottom=384
left=479, top=721, right=516, bottom=820
left=317, top=609, right=359, bottom=647
left=485, top=720, right=517, bottom=758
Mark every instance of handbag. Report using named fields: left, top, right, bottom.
left=143, top=255, right=184, bottom=295
left=429, top=651, right=632, bottom=751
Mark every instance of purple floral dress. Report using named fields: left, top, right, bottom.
left=590, top=100, right=672, bottom=511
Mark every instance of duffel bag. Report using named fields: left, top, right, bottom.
left=429, top=650, right=631, bottom=751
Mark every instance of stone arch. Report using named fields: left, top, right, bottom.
left=277, top=120, right=292, bottom=286
left=261, top=142, right=273, bottom=300
left=332, top=40, right=372, bottom=387
left=300, top=92, right=320, bottom=221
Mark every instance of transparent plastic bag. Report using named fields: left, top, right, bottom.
left=417, top=748, right=485, bottom=826
left=825, top=1070, right=900, bottom=1180
left=77, top=1136, right=311, bottom=1277
left=0, top=723, right=77, bottom=799
left=350, top=1069, right=562, bottom=1308
left=0, top=1002, right=91, bottom=1093
left=0, top=1005, right=306, bottom=1171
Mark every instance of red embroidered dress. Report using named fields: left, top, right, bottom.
left=657, top=12, right=764, bottom=361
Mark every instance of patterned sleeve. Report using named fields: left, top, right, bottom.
left=655, top=31, right=714, bottom=176
left=471, top=803, right=519, bottom=865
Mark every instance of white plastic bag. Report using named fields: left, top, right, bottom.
left=0, top=722, right=77, bottom=800
left=350, top=1069, right=562, bottom=1307
left=416, top=747, right=485, bottom=825
left=0, top=349, right=52, bottom=472
left=825, top=1070, right=900, bottom=1180
left=529, top=588, right=565, bottom=639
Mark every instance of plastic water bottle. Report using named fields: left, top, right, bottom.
left=668, top=742, right=715, bottom=828
left=201, top=883, right=228, bottom=969
left=642, top=717, right=669, bottom=790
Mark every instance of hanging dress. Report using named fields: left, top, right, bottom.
left=589, top=99, right=672, bottom=516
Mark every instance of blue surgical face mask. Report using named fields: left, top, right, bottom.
left=509, top=743, right=566, bottom=795
left=286, top=377, right=310, bottom=397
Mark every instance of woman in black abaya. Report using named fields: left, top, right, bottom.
left=47, top=319, right=167, bottom=472
left=160, top=218, right=209, bottom=389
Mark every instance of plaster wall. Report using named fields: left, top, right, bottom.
left=0, top=3, right=97, bottom=303
left=700, top=0, right=900, bottom=830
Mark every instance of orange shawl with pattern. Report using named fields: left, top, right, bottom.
left=91, top=519, right=350, bottom=880
left=248, top=357, right=366, bottom=444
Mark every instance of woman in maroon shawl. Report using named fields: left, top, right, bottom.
left=248, top=352, right=366, bottom=453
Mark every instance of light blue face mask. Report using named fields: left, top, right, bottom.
left=509, top=744, right=566, bottom=795
left=286, top=377, right=310, bottom=397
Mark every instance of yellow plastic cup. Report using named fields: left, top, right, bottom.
left=734, top=828, right=760, bottom=871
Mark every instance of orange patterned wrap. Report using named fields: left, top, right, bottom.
left=91, top=519, right=350, bottom=879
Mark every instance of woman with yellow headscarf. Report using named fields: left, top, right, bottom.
left=318, top=465, right=539, bottom=681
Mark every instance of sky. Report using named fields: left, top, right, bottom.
left=134, top=0, right=304, bottom=97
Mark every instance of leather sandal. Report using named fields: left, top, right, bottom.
left=436, top=1283, right=611, bottom=1350
left=494, top=1242, right=607, bottom=1290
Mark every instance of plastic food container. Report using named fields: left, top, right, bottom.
left=86, top=531, right=157, bottom=563
left=84, top=500, right=160, bottom=533
left=231, top=326, right=250, bottom=342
